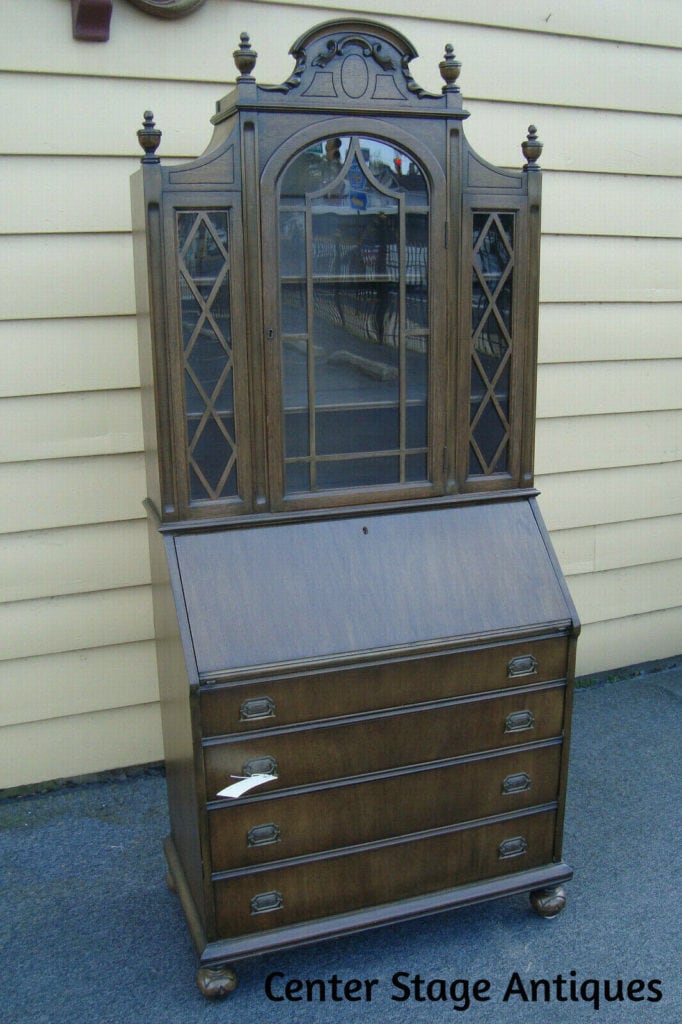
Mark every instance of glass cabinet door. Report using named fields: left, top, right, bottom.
left=468, top=212, right=515, bottom=477
left=168, top=198, right=251, bottom=516
left=177, top=210, right=239, bottom=502
left=276, top=136, right=431, bottom=497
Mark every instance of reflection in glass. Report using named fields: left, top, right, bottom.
left=279, top=137, right=429, bottom=494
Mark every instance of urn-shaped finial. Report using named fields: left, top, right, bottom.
left=439, top=44, right=462, bottom=91
left=137, top=111, right=161, bottom=164
left=522, top=125, right=543, bottom=170
left=233, top=32, right=258, bottom=79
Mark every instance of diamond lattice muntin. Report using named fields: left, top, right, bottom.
left=469, top=213, right=514, bottom=475
left=177, top=211, right=238, bottom=501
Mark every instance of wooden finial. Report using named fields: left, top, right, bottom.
left=522, top=125, right=543, bottom=170
left=137, top=111, right=161, bottom=164
left=233, top=32, right=258, bottom=79
left=439, top=44, right=462, bottom=92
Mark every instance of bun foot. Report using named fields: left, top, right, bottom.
left=530, top=884, right=567, bottom=919
left=196, top=964, right=238, bottom=999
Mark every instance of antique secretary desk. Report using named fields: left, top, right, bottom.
left=131, top=18, right=579, bottom=998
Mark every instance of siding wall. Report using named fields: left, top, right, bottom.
left=1, top=0, right=680, bottom=788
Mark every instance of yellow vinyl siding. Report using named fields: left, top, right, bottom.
left=570, top=560, right=682, bottom=625
left=1, top=157, right=143, bottom=235
left=0, top=454, right=146, bottom=534
left=537, top=362, right=682, bottom=417
left=536, top=412, right=682, bottom=474
left=0, top=317, right=140, bottom=397
left=0, top=642, right=158, bottom=728
left=2, top=234, right=135, bottom=320
left=0, top=705, right=164, bottom=791
left=539, top=304, right=681, bottom=362
left=0, top=390, right=142, bottom=463
left=537, top=464, right=682, bottom=532
left=0, top=0, right=680, bottom=787
left=463, top=104, right=682, bottom=177
left=543, top=174, right=682, bottom=239
left=552, top=516, right=682, bottom=577
left=539, top=236, right=682, bottom=303
left=270, top=0, right=682, bottom=48
left=3, top=0, right=681, bottom=63
left=578, top=608, right=682, bottom=676
left=0, top=521, right=151, bottom=603
left=0, top=587, right=153, bottom=663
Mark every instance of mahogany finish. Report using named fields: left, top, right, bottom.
left=131, top=18, right=579, bottom=996
left=207, top=743, right=563, bottom=871
left=199, top=634, right=568, bottom=735
left=202, top=683, right=566, bottom=795
left=213, top=809, right=559, bottom=936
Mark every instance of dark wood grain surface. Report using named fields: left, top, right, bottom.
left=177, top=502, right=573, bottom=674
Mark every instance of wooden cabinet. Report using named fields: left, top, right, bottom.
left=131, top=18, right=579, bottom=997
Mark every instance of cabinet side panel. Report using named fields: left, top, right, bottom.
left=147, top=515, right=208, bottom=934
left=131, top=166, right=183, bottom=519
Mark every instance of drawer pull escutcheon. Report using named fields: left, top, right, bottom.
left=498, top=836, right=528, bottom=860
left=240, top=696, right=275, bottom=721
left=247, top=822, right=281, bottom=848
left=242, top=755, right=278, bottom=777
left=502, top=771, right=532, bottom=795
left=250, top=890, right=284, bottom=915
left=504, top=709, right=535, bottom=733
left=507, top=654, right=539, bottom=678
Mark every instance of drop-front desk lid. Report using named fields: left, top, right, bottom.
left=171, top=499, right=577, bottom=677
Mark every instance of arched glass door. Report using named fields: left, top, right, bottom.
left=276, top=136, right=430, bottom=495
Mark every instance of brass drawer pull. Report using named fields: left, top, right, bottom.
left=498, top=836, right=528, bottom=860
left=242, top=755, right=278, bottom=777
left=250, top=890, right=284, bottom=915
left=247, top=822, right=281, bottom=848
left=507, top=654, right=538, bottom=678
left=240, top=696, right=276, bottom=721
left=502, top=771, right=532, bottom=795
left=504, top=709, right=535, bottom=733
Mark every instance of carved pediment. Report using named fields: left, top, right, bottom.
left=266, top=19, right=440, bottom=103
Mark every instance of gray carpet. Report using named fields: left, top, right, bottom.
left=1, top=665, right=680, bottom=1022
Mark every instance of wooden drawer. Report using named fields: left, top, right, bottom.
left=213, top=808, right=557, bottom=937
left=208, top=742, right=562, bottom=871
left=200, top=636, right=568, bottom=737
left=203, top=683, right=566, bottom=798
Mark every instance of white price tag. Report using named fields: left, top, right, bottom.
left=216, top=774, right=277, bottom=799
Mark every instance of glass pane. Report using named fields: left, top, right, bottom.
left=281, top=282, right=307, bottom=335
left=317, top=456, right=400, bottom=490
left=279, top=135, right=430, bottom=494
left=186, top=323, right=229, bottom=398
left=189, top=416, right=237, bottom=501
left=476, top=311, right=508, bottom=366
left=285, top=461, right=310, bottom=493
left=279, top=210, right=306, bottom=278
left=469, top=212, right=514, bottom=477
left=405, top=453, right=428, bottom=481
left=177, top=210, right=238, bottom=501
left=316, top=399, right=399, bottom=456
left=470, top=360, right=510, bottom=474
left=282, top=338, right=309, bottom=457
left=474, top=217, right=510, bottom=284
